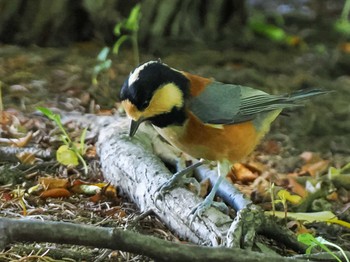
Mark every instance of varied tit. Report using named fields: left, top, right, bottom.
left=120, top=60, right=328, bottom=218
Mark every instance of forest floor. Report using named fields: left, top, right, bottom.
left=0, top=31, right=350, bottom=261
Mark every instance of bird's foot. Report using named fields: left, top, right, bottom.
left=154, top=175, right=182, bottom=201
left=189, top=194, right=228, bottom=223
left=154, top=160, right=206, bottom=201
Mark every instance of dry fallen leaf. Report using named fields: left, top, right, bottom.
left=14, top=131, right=33, bottom=147
left=229, top=163, right=258, bottom=183
left=0, top=111, right=11, bottom=126
left=300, top=151, right=315, bottom=163
left=0, top=131, right=33, bottom=147
left=39, top=177, right=69, bottom=189
left=104, top=185, right=117, bottom=198
left=287, top=174, right=308, bottom=198
left=40, top=188, right=71, bottom=199
left=300, top=152, right=329, bottom=177
left=287, top=220, right=313, bottom=235
left=326, top=191, right=338, bottom=201
left=301, top=160, right=329, bottom=177
left=1, top=192, right=13, bottom=201
left=339, top=42, right=350, bottom=53
left=16, top=151, right=37, bottom=164
left=89, top=184, right=117, bottom=203
left=244, top=160, right=266, bottom=174
left=85, top=145, right=97, bottom=158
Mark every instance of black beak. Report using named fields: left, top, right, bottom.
left=129, top=119, right=143, bottom=137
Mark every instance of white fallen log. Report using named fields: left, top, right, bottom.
left=96, top=117, right=233, bottom=246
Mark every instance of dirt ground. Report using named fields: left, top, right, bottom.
left=0, top=30, right=350, bottom=260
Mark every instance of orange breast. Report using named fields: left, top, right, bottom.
left=157, top=112, right=262, bottom=163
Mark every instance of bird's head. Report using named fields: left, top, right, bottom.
left=120, top=61, right=190, bottom=136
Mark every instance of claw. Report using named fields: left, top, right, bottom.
left=189, top=197, right=229, bottom=223
left=154, top=179, right=175, bottom=201
left=188, top=160, right=231, bottom=223
left=153, top=160, right=206, bottom=204
left=188, top=191, right=216, bottom=223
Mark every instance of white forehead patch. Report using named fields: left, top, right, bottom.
left=128, top=61, right=158, bottom=87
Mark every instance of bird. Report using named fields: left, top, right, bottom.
left=120, top=60, right=328, bottom=219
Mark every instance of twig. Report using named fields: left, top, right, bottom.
left=0, top=217, right=310, bottom=262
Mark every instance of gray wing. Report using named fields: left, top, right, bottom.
left=189, top=82, right=299, bottom=125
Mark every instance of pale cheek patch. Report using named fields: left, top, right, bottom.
left=122, top=82, right=184, bottom=121
left=143, top=83, right=184, bottom=118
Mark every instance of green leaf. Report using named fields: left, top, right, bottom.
left=328, top=163, right=350, bottom=190
left=298, top=233, right=348, bottom=262
left=340, top=162, right=350, bottom=173
left=266, top=210, right=350, bottom=229
left=124, top=4, right=141, bottom=31
left=114, top=21, right=124, bottom=36
left=97, top=47, right=110, bottom=61
left=317, top=237, right=350, bottom=262
left=93, top=59, right=112, bottom=75
left=298, top=233, right=316, bottom=246
left=113, top=4, right=141, bottom=35
left=277, top=189, right=302, bottom=205
left=335, top=19, right=350, bottom=35
left=328, top=166, right=341, bottom=178
left=37, top=107, right=61, bottom=123
left=56, top=145, right=79, bottom=166
left=37, top=106, right=54, bottom=119
left=249, top=20, right=287, bottom=42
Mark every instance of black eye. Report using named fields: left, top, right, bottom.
left=141, top=100, right=150, bottom=109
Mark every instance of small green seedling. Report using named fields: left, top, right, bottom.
left=275, top=189, right=302, bottom=219
left=335, top=0, right=350, bottom=35
left=268, top=183, right=302, bottom=218
left=328, top=162, right=350, bottom=190
left=298, top=233, right=349, bottom=262
left=249, top=20, right=287, bottom=42
left=91, top=4, right=141, bottom=85
left=37, top=107, right=88, bottom=174
left=113, top=3, right=141, bottom=65
left=92, top=47, right=112, bottom=86
left=248, top=13, right=303, bottom=47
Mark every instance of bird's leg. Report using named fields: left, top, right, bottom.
left=155, top=159, right=206, bottom=200
left=189, top=160, right=231, bottom=221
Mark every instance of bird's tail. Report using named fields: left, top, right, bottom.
left=287, top=89, right=331, bottom=102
